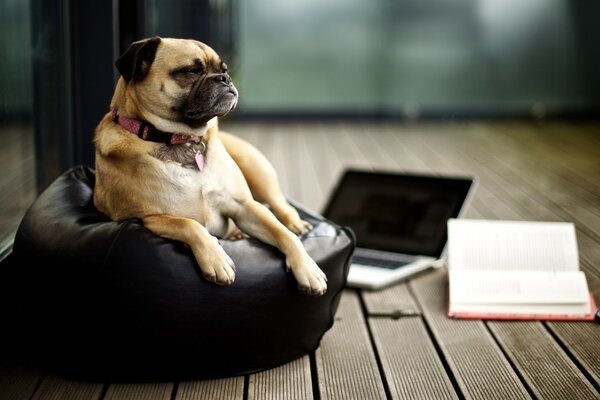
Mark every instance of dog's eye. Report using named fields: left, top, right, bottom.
left=182, top=67, right=202, bottom=75
left=221, top=63, right=228, bottom=74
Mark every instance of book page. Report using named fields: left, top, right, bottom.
left=449, top=270, right=590, bottom=306
left=447, top=219, right=580, bottom=272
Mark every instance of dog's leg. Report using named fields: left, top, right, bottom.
left=220, top=132, right=312, bottom=235
left=143, top=215, right=236, bottom=285
left=233, top=200, right=327, bottom=295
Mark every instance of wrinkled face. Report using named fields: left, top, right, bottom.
left=116, top=37, right=238, bottom=128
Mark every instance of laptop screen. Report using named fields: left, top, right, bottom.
left=322, top=169, right=474, bottom=257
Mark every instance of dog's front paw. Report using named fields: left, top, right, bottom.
left=287, top=256, right=327, bottom=296
left=225, top=228, right=248, bottom=241
left=274, top=205, right=313, bottom=235
left=285, top=218, right=313, bottom=236
left=197, top=238, right=236, bottom=285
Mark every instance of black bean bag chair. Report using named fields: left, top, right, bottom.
left=8, top=165, right=354, bottom=381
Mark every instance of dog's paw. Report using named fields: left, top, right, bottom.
left=285, top=218, right=313, bottom=236
left=274, top=205, right=313, bottom=235
left=287, top=256, right=327, bottom=296
left=197, top=238, right=236, bottom=285
left=225, top=228, right=248, bottom=241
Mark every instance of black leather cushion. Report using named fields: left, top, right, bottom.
left=10, top=165, right=354, bottom=381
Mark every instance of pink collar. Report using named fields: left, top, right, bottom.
left=111, top=109, right=201, bottom=145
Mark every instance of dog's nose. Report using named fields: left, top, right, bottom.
left=213, top=73, right=230, bottom=85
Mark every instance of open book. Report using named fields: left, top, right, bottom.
left=446, top=219, right=596, bottom=321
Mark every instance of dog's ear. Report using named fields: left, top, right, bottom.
left=115, top=36, right=161, bottom=82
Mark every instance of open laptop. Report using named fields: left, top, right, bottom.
left=322, top=169, right=476, bottom=290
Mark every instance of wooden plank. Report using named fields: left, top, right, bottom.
left=463, top=123, right=600, bottom=241
left=546, top=322, right=600, bottom=388
left=287, top=123, right=321, bottom=211
left=0, top=125, right=37, bottom=247
left=369, top=317, right=458, bottom=400
left=247, top=355, right=312, bottom=400
left=362, top=123, right=498, bottom=222
left=365, top=123, right=433, bottom=172
left=496, top=121, right=600, bottom=211
left=0, top=364, right=45, bottom=400
left=396, top=123, right=530, bottom=219
left=296, top=124, right=326, bottom=212
left=462, top=129, right=600, bottom=277
left=104, top=382, right=173, bottom=400
left=338, top=123, right=386, bottom=170
left=487, top=321, right=599, bottom=400
left=316, top=119, right=596, bottom=396
left=407, top=123, right=600, bottom=277
left=30, top=374, right=103, bottom=400
left=323, top=122, right=372, bottom=170
left=310, top=124, right=346, bottom=211
left=357, top=124, right=401, bottom=169
left=4, top=120, right=600, bottom=400
left=410, top=269, right=531, bottom=400
left=412, top=122, right=600, bottom=274
left=360, top=122, right=486, bottom=221
left=229, top=122, right=292, bottom=200
left=221, top=121, right=259, bottom=144
left=315, top=290, right=386, bottom=400
left=277, top=123, right=304, bottom=204
left=503, top=122, right=600, bottom=191
left=409, top=123, right=600, bottom=388
left=361, top=281, right=457, bottom=399
left=176, top=377, right=244, bottom=400
left=362, top=283, right=420, bottom=316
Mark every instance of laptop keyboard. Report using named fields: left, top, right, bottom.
left=352, top=255, right=413, bottom=270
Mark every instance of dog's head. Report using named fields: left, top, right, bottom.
left=114, top=37, right=238, bottom=129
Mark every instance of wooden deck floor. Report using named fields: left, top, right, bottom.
left=1, top=120, right=600, bottom=400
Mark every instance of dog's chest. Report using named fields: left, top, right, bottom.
left=154, top=142, right=203, bottom=169
left=159, top=160, right=234, bottom=237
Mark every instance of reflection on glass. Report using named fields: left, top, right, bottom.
left=237, top=0, right=594, bottom=116
left=0, top=0, right=36, bottom=253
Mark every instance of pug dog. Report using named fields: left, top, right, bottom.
left=93, top=37, right=327, bottom=295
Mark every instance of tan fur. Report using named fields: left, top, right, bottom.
left=94, top=38, right=326, bottom=295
